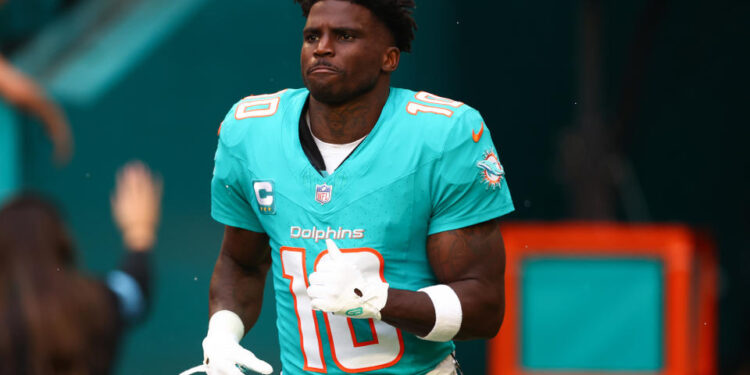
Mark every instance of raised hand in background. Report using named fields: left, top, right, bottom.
left=111, top=161, right=163, bottom=252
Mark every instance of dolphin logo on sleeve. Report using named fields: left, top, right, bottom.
left=476, top=151, right=505, bottom=189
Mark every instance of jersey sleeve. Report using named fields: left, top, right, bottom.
left=210, top=121, right=265, bottom=233
left=427, top=109, right=514, bottom=235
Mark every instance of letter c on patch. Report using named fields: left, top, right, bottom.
left=254, top=181, right=274, bottom=206
left=253, top=181, right=276, bottom=215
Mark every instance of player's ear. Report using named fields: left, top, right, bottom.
left=382, top=47, right=400, bottom=73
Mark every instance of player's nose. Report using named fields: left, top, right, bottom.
left=314, top=33, right=335, bottom=57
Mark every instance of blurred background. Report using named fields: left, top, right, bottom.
left=0, top=0, right=747, bottom=374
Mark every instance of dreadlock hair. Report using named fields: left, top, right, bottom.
left=294, top=0, right=417, bottom=52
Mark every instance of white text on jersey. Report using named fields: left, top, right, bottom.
left=290, top=226, right=365, bottom=242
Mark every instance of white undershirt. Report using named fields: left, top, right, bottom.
left=307, top=112, right=366, bottom=175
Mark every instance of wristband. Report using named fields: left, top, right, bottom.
left=418, top=285, right=462, bottom=342
left=207, top=310, right=244, bottom=343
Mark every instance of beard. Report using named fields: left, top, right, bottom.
left=303, top=71, right=380, bottom=105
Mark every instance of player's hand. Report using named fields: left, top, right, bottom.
left=307, top=239, right=389, bottom=320
left=202, top=333, right=273, bottom=375
left=180, top=311, right=273, bottom=375
left=179, top=334, right=273, bottom=375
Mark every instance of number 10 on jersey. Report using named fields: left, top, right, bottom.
left=281, top=247, right=404, bottom=373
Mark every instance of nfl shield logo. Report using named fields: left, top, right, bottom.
left=315, top=183, right=332, bottom=205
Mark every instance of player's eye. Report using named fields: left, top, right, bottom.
left=339, top=33, right=354, bottom=41
left=305, top=34, right=319, bottom=42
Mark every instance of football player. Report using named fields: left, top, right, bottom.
left=186, top=1, right=514, bottom=374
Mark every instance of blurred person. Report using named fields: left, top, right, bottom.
left=0, top=161, right=162, bottom=375
left=184, top=1, right=513, bottom=374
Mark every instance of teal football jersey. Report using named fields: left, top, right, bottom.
left=211, top=88, right=514, bottom=374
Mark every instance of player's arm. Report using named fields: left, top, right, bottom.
left=184, top=226, right=273, bottom=375
left=184, top=104, right=275, bottom=375
left=308, top=219, right=505, bottom=341
left=209, top=226, right=271, bottom=330
left=380, top=218, right=505, bottom=340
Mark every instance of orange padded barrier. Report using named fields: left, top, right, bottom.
left=487, top=222, right=716, bottom=375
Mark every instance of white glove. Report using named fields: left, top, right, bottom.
left=307, top=239, right=389, bottom=320
left=180, top=310, right=273, bottom=375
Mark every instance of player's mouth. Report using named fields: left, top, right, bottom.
left=308, top=62, right=339, bottom=75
